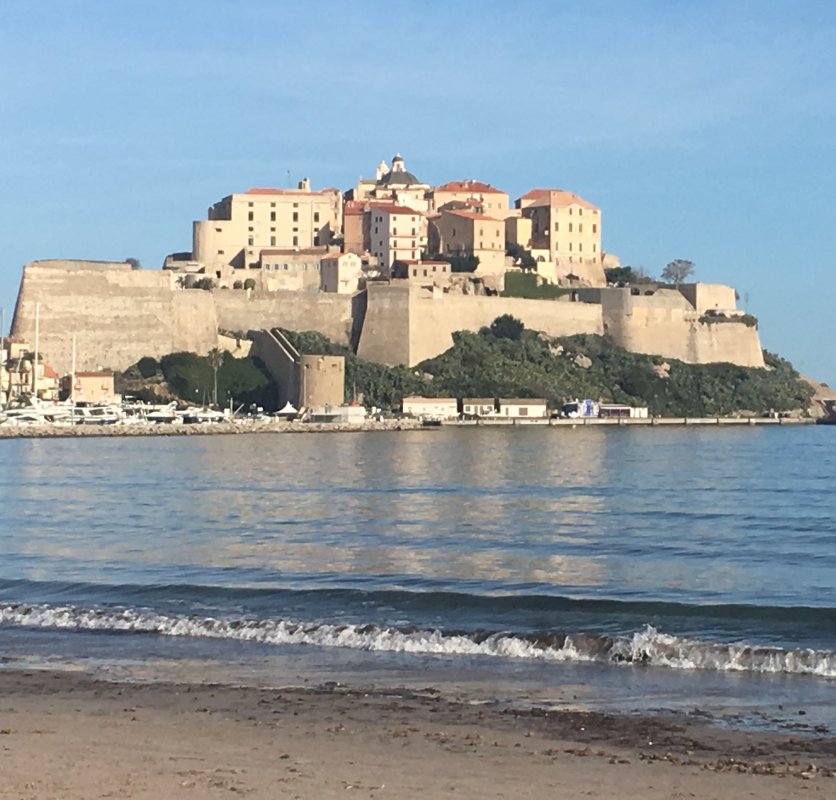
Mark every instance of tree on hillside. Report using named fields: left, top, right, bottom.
left=506, top=242, right=536, bottom=270
left=126, top=257, right=141, bottom=270
left=661, top=259, right=695, bottom=285
left=605, top=265, right=654, bottom=285
left=489, top=314, right=525, bottom=341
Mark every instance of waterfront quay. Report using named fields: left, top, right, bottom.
left=0, top=415, right=816, bottom=439
left=453, top=416, right=814, bottom=427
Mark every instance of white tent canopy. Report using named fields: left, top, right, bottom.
left=278, top=401, right=298, bottom=415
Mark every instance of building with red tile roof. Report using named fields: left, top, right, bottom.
left=428, top=208, right=506, bottom=277
left=516, top=189, right=603, bottom=285
left=431, top=179, right=510, bottom=218
left=192, top=178, right=342, bottom=285
left=368, top=204, right=426, bottom=272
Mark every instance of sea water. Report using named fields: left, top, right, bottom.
left=1, top=427, right=834, bottom=731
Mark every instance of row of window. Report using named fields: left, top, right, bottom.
left=248, top=201, right=301, bottom=209
left=553, top=223, right=598, bottom=233
left=248, top=210, right=321, bottom=223
left=262, top=263, right=321, bottom=272
left=554, top=242, right=597, bottom=252
left=248, top=236, right=300, bottom=246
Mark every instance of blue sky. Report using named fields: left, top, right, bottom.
left=1, top=1, right=834, bottom=383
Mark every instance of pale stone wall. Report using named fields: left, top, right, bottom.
left=10, top=261, right=766, bottom=380
left=11, top=261, right=218, bottom=374
left=406, top=291, right=604, bottom=366
left=213, top=289, right=355, bottom=345
left=678, top=283, right=737, bottom=314
left=599, top=289, right=764, bottom=367
left=356, top=284, right=412, bottom=365
left=357, top=284, right=604, bottom=366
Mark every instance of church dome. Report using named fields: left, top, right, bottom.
left=377, top=168, right=420, bottom=187
left=377, top=154, right=421, bottom=187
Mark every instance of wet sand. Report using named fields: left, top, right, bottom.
left=0, top=670, right=833, bottom=799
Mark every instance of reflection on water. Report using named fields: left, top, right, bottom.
left=1, top=427, right=835, bottom=606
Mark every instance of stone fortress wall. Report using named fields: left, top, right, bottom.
left=11, top=260, right=764, bottom=375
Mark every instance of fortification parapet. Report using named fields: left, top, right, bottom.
left=11, top=260, right=218, bottom=374
left=596, top=284, right=764, bottom=367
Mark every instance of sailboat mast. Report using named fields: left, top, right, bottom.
left=33, top=302, right=40, bottom=395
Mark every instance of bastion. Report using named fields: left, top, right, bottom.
left=10, top=260, right=764, bottom=374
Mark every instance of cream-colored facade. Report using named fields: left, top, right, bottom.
left=391, top=260, right=452, bottom=288
left=369, top=205, right=425, bottom=272
left=505, top=213, right=532, bottom=249
left=430, top=209, right=506, bottom=274
left=498, top=398, right=548, bottom=418
left=402, top=396, right=458, bottom=419
left=349, top=155, right=431, bottom=214
left=62, top=371, right=117, bottom=404
left=192, top=181, right=342, bottom=283
left=320, top=252, right=363, bottom=294
left=462, top=398, right=497, bottom=417
left=517, top=189, right=604, bottom=285
left=257, top=248, right=330, bottom=292
left=430, top=180, right=510, bottom=218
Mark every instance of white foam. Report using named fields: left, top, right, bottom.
left=1, top=604, right=834, bottom=678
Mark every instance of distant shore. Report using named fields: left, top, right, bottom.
left=0, top=415, right=817, bottom=439
left=0, top=669, right=833, bottom=799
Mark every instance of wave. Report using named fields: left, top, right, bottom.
left=1, top=601, right=835, bottom=678
left=2, top=578, right=835, bottom=631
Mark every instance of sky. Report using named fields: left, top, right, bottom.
left=1, top=0, right=834, bottom=383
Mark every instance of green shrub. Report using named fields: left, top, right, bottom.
left=502, top=272, right=569, bottom=300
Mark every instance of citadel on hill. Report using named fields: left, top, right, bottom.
left=10, top=154, right=764, bottom=383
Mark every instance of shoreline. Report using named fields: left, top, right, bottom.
left=0, top=668, right=833, bottom=798
left=0, top=415, right=817, bottom=439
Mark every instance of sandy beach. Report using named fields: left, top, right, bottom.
left=0, top=670, right=833, bottom=799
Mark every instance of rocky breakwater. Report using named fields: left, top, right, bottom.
left=0, top=418, right=424, bottom=440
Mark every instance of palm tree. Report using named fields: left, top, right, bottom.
left=208, top=348, right=224, bottom=407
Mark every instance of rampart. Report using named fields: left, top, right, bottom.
left=11, top=260, right=765, bottom=375
left=598, top=288, right=764, bottom=368
left=214, top=290, right=355, bottom=345
left=357, top=285, right=604, bottom=366
left=11, top=261, right=218, bottom=374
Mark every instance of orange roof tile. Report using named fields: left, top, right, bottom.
left=435, top=180, right=505, bottom=194
left=244, top=187, right=337, bottom=197
left=260, top=247, right=331, bottom=256
left=373, top=205, right=422, bottom=216
left=42, top=364, right=59, bottom=379
left=444, top=209, right=501, bottom=222
left=521, top=189, right=598, bottom=210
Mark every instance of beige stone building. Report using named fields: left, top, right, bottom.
left=192, top=180, right=342, bottom=283
left=505, top=212, right=533, bottom=250
left=430, top=180, right=510, bottom=218
left=320, top=252, right=363, bottom=294
left=391, top=260, right=452, bottom=288
left=1, top=338, right=61, bottom=403
left=517, top=189, right=604, bottom=286
left=348, top=155, right=431, bottom=213
left=255, top=247, right=332, bottom=292
left=429, top=209, right=506, bottom=275
left=62, top=370, right=118, bottom=404
left=369, top=205, right=425, bottom=272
